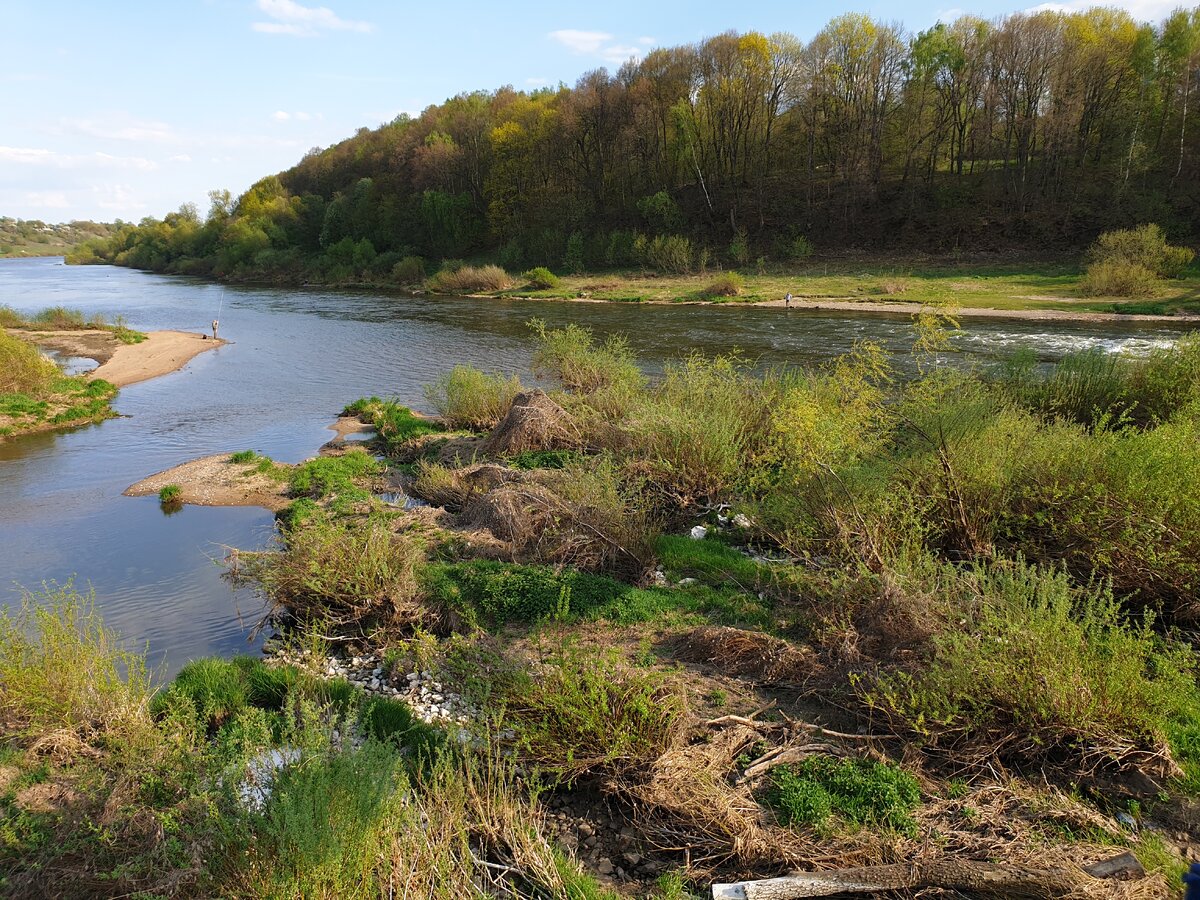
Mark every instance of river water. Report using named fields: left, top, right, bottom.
left=0, top=256, right=1193, bottom=676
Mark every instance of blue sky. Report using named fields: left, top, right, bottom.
left=0, top=0, right=1181, bottom=222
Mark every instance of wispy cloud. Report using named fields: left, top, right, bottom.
left=525, top=77, right=550, bottom=87
left=1025, top=0, right=1179, bottom=18
left=549, top=29, right=653, bottom=65
left=0, top=146, right=157, bottom=170
left=252, top=0, right=373, bottom=37
left=272, top=110, right=316, bottom=122
left=59, top=115, right=175, bottom=143
left=24, top=191, right=70, bottom=209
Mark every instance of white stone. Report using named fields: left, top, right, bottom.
left=690, top=525, right=708, bottom=540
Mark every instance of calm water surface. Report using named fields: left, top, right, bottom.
left=1, top=256, right=1193, bottom=676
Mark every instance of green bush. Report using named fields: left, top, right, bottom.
left=523, top=266, right=560, bottom=290
left=0, top=330, right=58, bottom=396
left=728, top=227, right=750, bottom=266
left=563, top=231, right=585, bottom=274
left=865, top=560, right=1199, bottom=770
left=391, top=255, right=426, bottom=284
left=1081, top=224, right=1195, bottom=296
left=495, top=646, right=687, bottom=782
left=636, top=234, right=693, bottom=274
left=157, top=484, right=183, bottom=504
left=767, top=756, right=921, bottom=835
left=229, top=449, right=259, bottom=464
left=529, top=319, right=644, bottom=396
left=238, top=516, right=426, bottom=629
left=423, top=364, right=522, bottom=431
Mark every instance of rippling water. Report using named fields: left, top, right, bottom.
left=1, top=256, right=1194, bottom=676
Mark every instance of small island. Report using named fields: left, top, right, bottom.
left=0, top=306, right=222, bottom=440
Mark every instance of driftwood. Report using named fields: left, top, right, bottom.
left=711, top=853, right=1145, bottom=899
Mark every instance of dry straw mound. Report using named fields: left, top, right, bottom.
left=481, top=389, right=580, bottom=457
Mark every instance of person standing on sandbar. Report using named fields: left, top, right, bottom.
left=211, top=319, right=219, bottom=340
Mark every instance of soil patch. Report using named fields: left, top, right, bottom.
left=125, top=453, right=290, bottom=511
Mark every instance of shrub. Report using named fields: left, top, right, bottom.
left=391, top=255, right=426, bottom=284
left=637, top=192, right=684, bottom=233
left=426, top=264, right=513, bottom=293
left=605, top=229, right=638, bottom=267
left=1080, top=260, right=1158, bottom=297
left=523, top=266, right=560, bottom=290
left=728, top=227, right=750, bottom=265
left=563, top=231, right=585, bottom=274
left=31, top=306, right=89, bottom=329
left=865, top=560, right=1199, bottom=774
left=1081, top=224, right=1195, bottom=296
left=0, top=585, right=154, bottom=751
left=0, top=330, right=58, bottom=395
left=702, top=272, right=744, bottom=298
left=529, top=319, right=644, bottom=395
left=229, top=449, right=259, bottom=464
left=424, top=365, right=522, bottom=431
left=636, top=234, right=693, bottom=274
left=774, top=231, right=814, bottom=262
left=494, top=645, right=687, bottom=782
left=237, top=516, right=427, bottom=629
left=767, top=756, right=920, bottom=836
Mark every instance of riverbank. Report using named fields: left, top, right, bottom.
left=125, top=452, right=291, bottom=511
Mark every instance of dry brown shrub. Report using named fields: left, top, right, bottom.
left=480, top=389, right=581, bottom=457
left=427, top=264, right=514, bottom=293
left=460, top=462, right=654, bottom=576
left=611, top=723, right=848, bottom=872
left=413, top=461, right=523, bottom=511
left=878, top=277, right=909, bottom=295
left=674, top=626, right=820, bottom=684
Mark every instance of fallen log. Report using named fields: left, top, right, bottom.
left=711, top=853, right=1144, bottom=899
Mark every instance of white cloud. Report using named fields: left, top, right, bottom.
left=60, top=115, right=175, bottom=143
left=169, top=154, right=193, bottom=163
left=91, top=184, right=146, bottom=212
left=526, top=77, right=549, bottom=87
left=549, top=29, right=649, bottom=65
left=550, top=29, right=612, bottom=54
left=252, top=0, right=373, bottom=37
left=1025, top=0, right=1179, bottom=18
left=0, top=146, right=157, bottom=170
left=272, top=110, right=291, bottom=121
left=600, top=44, right=644, bottom=65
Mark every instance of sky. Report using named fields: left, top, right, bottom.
left=0, top=0, right=1188, bottom=223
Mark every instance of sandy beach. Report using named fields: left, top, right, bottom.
left=10, top=328, right=223, bottom=386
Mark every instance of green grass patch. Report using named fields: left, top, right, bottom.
left=766, top=756, right=921, bottom=836
left=344, top=397, right=444, bottom=454
left=288, top=448, right=382, bottom=501
left=229, top=449, right=259, bottom=463
left=157, top=484, right=182, bottom=504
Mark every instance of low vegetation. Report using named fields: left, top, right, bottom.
left=426, top=263, right=514, bottom=293
left=1081, top=224, right=1196, bottom=298
left=8, top=319, right=1200, bottom=895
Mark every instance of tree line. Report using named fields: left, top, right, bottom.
left=74, top=8, right=1200, bottom=281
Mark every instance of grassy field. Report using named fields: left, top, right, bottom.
left=492, top=259, right=1200, bottom=316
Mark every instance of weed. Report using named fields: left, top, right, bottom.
left=702, top=272, right=745, bottom=298
left=288, top=448, right=382, bottom=501
left=426, top=264, right=513, bottom=293
left=157, top=484, right=182, bottom=504
left=229, top=449, right=258, bottom=463
left=424, top=365, right=522, bottom=431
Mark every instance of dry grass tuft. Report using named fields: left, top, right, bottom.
left=674, top=626, right=820, bottom=684
left=427, top=265, right=514, bottom=293
left=480, top=389, right=580, bottom=457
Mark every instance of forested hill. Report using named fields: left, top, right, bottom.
left=75, top=8, right=1200, bottom=282
left=1, top=218, right=121, bottom=258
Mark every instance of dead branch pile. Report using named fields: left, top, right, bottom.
left=481, top=389, right=580, bottom=456
left=461, top=470, right=652, bottom=576
left=674, top=627, right=821, bottom=685
left=608, top=723, right=851, bottom=874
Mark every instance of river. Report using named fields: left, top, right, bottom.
left=0, top=256, right=1193, bottom=677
